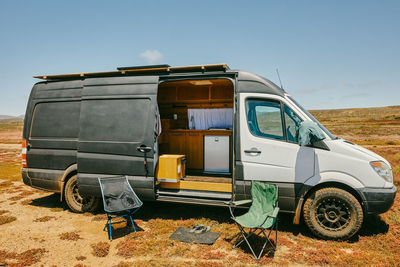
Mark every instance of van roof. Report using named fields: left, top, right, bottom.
left=34, top=63, right=231, bottom=81
left=33, top=63, right=286, bottom=97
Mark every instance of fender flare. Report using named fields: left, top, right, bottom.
left=59, top=164, right=77, bottom=202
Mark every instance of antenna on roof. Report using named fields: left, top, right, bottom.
left=276, top=68, right=284, bottom=89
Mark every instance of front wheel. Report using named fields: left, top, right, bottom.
left=64, top=175, right=99, bottom=213
left=303, top=187, right=363, bottom=240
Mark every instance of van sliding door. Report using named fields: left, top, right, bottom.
left=77, top=76, right=159, bottom=200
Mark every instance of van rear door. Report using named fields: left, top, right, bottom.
left=77, top=76, right=159, bottom=200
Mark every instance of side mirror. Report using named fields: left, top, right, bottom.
left=298, top=121, right=326, bottom=146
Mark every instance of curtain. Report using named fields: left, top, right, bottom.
left=188, top=108, right=233, bottom=130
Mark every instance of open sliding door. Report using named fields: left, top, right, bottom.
left=77, top=76, right=159, bottom=200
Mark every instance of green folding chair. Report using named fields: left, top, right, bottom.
left=228, top=182, right=279, bottom=261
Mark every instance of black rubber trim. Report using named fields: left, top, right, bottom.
left=359, top=186, right=397, bottom=215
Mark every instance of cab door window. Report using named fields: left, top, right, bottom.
left=246, top=99, right=302, bottom=142
left=284, top=105, right=302, bottom=143
left=246, top=99, right=284, bottom=140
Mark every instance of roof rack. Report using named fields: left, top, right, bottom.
left=34, top=63, right=231, bottom=81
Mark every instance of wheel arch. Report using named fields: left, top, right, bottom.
left=293, top=181, right=367, bottom=224
left=59, top=164, right=78, bottom=202
left=303, top=181, right=366, bottom=212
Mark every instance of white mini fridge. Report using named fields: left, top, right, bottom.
left=204, top=135, right=230, bottom=173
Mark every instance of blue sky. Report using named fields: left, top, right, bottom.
left=0, top=0, right=399, bottom=115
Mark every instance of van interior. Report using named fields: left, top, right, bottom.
left=156, top=78, right=234, bottom=200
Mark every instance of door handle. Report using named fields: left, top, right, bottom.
left=244, top=149, right=262, bottom=154
left=137, top=145, right=152, bottom=153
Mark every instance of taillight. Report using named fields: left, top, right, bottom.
left=22, top=139, right=27, bottom=168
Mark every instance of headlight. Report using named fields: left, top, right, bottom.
left=370, top=161, right=393, bottom=183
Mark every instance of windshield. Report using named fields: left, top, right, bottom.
left=287, top=96, right=336, bottom=140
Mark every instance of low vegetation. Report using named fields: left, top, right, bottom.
left=59, top=231, right=81, bottom=241
left=33, top=216, right=55, bottom=222
left=91, top=242, right=110, bottom=257
left=0, top=106, right=398, bottom=265
left=0, top=248, right=46, bottom=266
left=0, top=215, right=16, bottom=225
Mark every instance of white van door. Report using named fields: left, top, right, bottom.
left=238, top=93, right=315, bottom=185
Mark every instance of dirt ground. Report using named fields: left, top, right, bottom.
left=0, top=106, right=399, bottom=266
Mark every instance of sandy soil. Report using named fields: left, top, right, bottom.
left=0, top=180, right=141, bottom=266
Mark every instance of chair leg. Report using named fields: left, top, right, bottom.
left=129, top=215, right=136, bottom=232
left=233, top=224, right=257, bottom=248
left=233, top=224, right=259, bottom=260
left=241, top=230, right=259, bottom=261
left=234, top=224, right=278, bottom=261
left=275, top=218, right=278, bottom=250
left=108, top=218, right=113, bottom=241
left=257, top=229, right=270, bottom=260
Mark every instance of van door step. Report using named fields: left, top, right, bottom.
left=157, top=188, right=231, bottom=200
left=156, top=195, right=229, bottom=207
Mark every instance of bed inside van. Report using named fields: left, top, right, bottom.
left=155, top=78, right=234, bottom=201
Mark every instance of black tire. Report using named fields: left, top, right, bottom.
left=64, top=175, right=99, bottom=213
left=303, top=187, right=363, bottom=240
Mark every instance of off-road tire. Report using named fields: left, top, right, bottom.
left=64, top=175, right=99, bottom=213
left=303, top=187, right=363, bottom=240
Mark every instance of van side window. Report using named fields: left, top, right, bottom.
left=30, top=101, right=80, bottom=138
left=284, top=105, right=302, bottom=143
left=246, top=99, right=284, bottom=140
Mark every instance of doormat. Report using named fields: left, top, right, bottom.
left=169, top=226, right=220, bottom=245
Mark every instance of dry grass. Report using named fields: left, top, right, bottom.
left=76, top=255, right=87, bottom=261
left=0, top=209, right=9, bottom=215
left=0, top=109, right=399, bottom=265
left=0, top=215, right=16, bottom=225
left=59, top=231, right=81, bottom=241
left=21, top=199, right=32, bottom=205
left=33, top=216, right=55, bottom=222
left=0, top=161, right=21, bottom=182
left=0, top=248, right=46, bottom=267
left=91, top=242, right=110, bottom=257
left=8, top=195, right=24, bottom=201
left=91, top=214, right=106, bottom=221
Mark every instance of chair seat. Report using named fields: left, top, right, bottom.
left=234, top=207, right=279, bottom=229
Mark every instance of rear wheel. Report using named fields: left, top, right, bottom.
left=64, top=175, right=99, bottom=213
left=303, top=187, right=363, bottom=240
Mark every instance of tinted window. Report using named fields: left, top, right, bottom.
left=79, top=98, right=151, bottom=142
left=284, top=105, right=302, bottom=143
left=30, top=101, right=80, bottom=138
left=246, top=100, right=284, bottom=140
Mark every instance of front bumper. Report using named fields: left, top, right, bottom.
left=360, top=186, right=397, bottom=215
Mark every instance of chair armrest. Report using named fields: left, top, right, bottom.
left=226, top=199, right=252, bottom=219
left=226, top=199, right=252, bottom=206
left=271, top=207, right=280, bottom=218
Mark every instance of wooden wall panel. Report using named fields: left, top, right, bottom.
left=158, top=79, right=234, bottom=173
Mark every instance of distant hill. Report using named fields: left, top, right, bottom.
left=0, top=115, right=24, bottom=121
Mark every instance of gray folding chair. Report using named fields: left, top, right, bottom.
left=98, top=176, right=143, bottom=240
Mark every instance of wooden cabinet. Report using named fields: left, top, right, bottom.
left=161, top=130, right=232, bottom=172
left=168, top=133, right=186, bottom=155
left=186, top=133, right=203, bottom=170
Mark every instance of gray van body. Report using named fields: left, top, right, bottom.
left=21, top=67, right=395, bottom=217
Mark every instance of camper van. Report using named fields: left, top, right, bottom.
left=22, top=64, right=396, bottom=240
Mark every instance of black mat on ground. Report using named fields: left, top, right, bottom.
left=169, top=227, right=220, bottom=245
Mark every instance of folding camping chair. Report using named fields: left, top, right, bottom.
left=228, top=182, right=279, bottom=261
left=98, top=176, right=143, bottom=241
